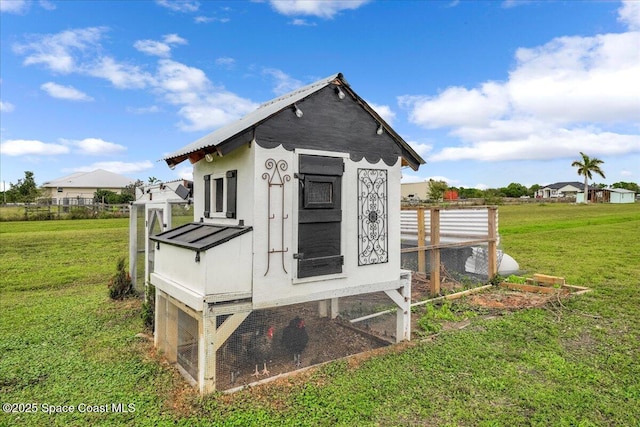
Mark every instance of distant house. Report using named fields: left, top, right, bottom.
left=41, top=169, right=134, bottom=205
left=401, top=181, right=431, bottom=201
left=576, top=188, right=635, bottom=204
left=535, top=182, right=588, bottom=199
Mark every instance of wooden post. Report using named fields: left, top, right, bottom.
left=201, top=316, right=216, bottom=394
left=416, top=208, right=426, bottom=274
left=430, top=207, right=441, bottom=296
left=487, top=207, right=498, bottom=279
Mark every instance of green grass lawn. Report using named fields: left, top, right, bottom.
left=1, top=204, right=639, bottom=426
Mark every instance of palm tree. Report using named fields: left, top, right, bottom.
left=571, top=152, right=606, bottom=203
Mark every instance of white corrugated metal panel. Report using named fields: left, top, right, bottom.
left=400, top=208, right=499, bottom=245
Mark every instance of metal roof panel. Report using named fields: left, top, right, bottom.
left=150, top=223, right=252, bottom=251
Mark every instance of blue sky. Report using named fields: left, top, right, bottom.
left=1, top=0, right=639, bottom=191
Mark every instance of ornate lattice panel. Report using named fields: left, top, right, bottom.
left=357, top=169, right=388, bottom=265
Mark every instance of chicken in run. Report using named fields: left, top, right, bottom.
left=247, top=324, right=275, bottom=377
left=281, top=316, right=309, bottom=368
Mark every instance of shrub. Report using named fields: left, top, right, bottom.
left=142, top=285, right=156, bottom=330
left=108, top=257, right=134, bottom=300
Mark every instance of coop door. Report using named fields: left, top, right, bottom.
left=296, top=155, right=344, bottom=278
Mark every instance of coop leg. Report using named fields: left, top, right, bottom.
left=330, top=298, right=339, bottom=319
left=201, top=316, right=216, bottom=394
left=318, top=300, right=329, bottom=318
left=384, top=273, right=412, bottom=343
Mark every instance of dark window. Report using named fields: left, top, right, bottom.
left=214, top=178, right=224, bottom=213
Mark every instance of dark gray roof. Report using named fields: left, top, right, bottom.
left=150, top=222, right=252, bottom=252
left=163, top=72, right=425, bottom=171
left=542, top=181, right=588, bottom=190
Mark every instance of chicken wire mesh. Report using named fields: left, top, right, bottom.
left=177, top=308, right=199, bottom=381
left=400, top=243, right=504, bottom=293
left=214, top=301, right=390, bottom=391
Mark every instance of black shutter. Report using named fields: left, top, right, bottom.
left=203, top=175, right=211, bottom=218
left=226, top=170, right=237, bottom=219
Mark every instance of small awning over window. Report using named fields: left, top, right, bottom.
left=150, top=222, right=252, bottom=252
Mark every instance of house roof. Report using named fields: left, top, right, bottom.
left=541, top=181, right=585, bottom=190
left=150, top=222, right=252, bottom=252
left=42, top=169, right=133, bottom=189
left=164, top=72, right=425, bottom=171
left=606, top=188, right=635, bottom=194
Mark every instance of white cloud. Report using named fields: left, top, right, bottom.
left=126, top=105, right=161, bottom=114
left=290, top=19, right=316, bottom=26
left=429, top=127, right=640, bottom=162
left=41, top=82, right=93, bottom=101
left=134, top=40, right=172, bottom=57
left=134, top=34, right=187, bottom=57
left=70, top=161, right=154, bottom=174
left=406, top=141, right=433, bottom=159
left=215, top=57, right=236, bottom=68
left=13, top=27, right=107, bottom=74
left=163, top=34, right=187, bottom=45
left=155, top=0, right=199, bottom=13
left=0, top=139, right=69, bottom=156
left=13, top=27, right=257, bottom=132
left=618, top=0, right=640, bottom=30
left=194, top=15, right=230, bottom=23
left=508, top=32, right=640, bottom=124
left=176, top=92, right=259, bottom=131
left=400, top=81, right=509, bottom=128
left=61, top=138, right=127, bottom=155
left=400, top=174, right=426, bottom=184
left=175, top=166, right=193, bottom=181
left=87, top=56, right=154, bottom=89
left=1, top=0, right=28, bottom=14
left=269, top=0, right=370, bottom=19
left=39, top=0, right=56, bottom=11
left=402, top=1, right=640, bottom=164
left=367, top=102, right=396, bottom=126
left=154, top=60, right=258, bottom=131
left=0, top=100, right=15, bottom=112
left=263, top=68, right=303, bottom=95
left=620, top=170, right=634, bottom=177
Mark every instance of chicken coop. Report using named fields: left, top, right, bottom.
left=145, top=73, right=425, bottom=393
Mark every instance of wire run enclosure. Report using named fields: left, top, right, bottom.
left=154, top=271, right=411, bottom=393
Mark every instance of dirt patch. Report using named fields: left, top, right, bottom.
left=467, top=289, right=557, bottom=311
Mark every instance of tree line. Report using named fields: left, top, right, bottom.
left=423, top=179, right=639, bottom=202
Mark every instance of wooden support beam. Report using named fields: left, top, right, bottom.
left=214, top=311, right=251, bottom=352
left=429, top=207, right=441, bottom=296
left=416, top=208, right=426, bottom=274
left=487, top=207, right=498, bottom=279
